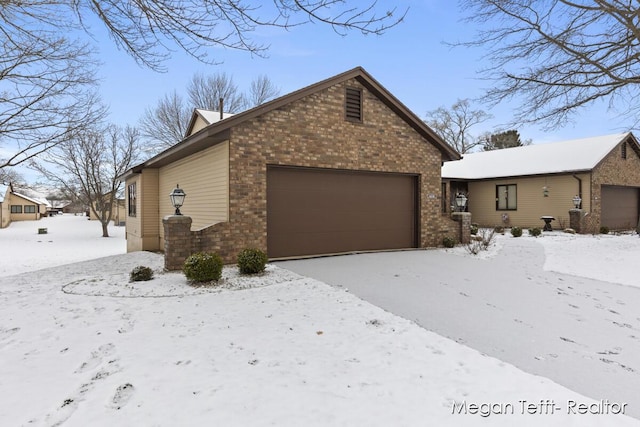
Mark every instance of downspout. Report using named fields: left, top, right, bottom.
left=572, top=174, right=583, bottom=209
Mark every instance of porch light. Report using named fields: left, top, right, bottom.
left=572, top=194, right=582, bottom=209
left=169, top=184, right=186, bottom=215
left=455, top=193, right=468, bottom=212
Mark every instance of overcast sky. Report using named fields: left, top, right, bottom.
left=9, top=1, right=633, bottom=183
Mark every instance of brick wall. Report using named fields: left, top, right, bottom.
left=174, top=78, right=461, bottom=263
left=590, top=139, right=640, bottom=228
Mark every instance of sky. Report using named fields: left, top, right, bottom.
left=6, top=0, right=631, bottom=183
left=94, top=1, right=627, bottom=140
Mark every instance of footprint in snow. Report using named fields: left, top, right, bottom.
left=111, top=383, right=135, bottom=410
left=76, top=343, right=116, bottom=373
left=0, top=327, right=20, bottom=342
left=44, top=398, right=78, bottom=427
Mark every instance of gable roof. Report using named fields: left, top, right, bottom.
left=120, top=67, right=460, bottom=179
left=12, top=192, right=46, bottom=206
left=185, top=109, right=235, bottom=137
left=442, top=133, right=636, bottom=180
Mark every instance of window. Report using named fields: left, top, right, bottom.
left=128, top=183, right=137, bottom=217
left=10, top=205, right=22, bottom=213
left=496, top=184, right=517, bottom=210
left=345, top=87, right=362, bottom=122
left=441, top=182, right=447, bottom=213
left=24, top=205, right=36, bottom=213
left=622, top=142, right=627, bottom=159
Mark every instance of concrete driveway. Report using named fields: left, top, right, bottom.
left=276, top=238, right=640, bottom=419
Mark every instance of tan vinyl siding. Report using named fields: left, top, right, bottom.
left=0, top=200, right=9, bottom=228
left=189, top=116, right=209, bottom=136
left=8, top=194, right=42, bottom=222
left=468, top=173, right=591, bottom=228
left=1, top=187, right=10, bottom=228
left=141, top=169, right=160, bottom=250
left=126, top=169, right=160, bottom=252
left=158, top=141, right=229, bottom=240
left=125, top=174, right=143, bottom=252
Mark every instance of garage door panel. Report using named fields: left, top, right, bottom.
left=267, top=167, right=418, bottom=258
left=601, top=186, right=639, bottom=230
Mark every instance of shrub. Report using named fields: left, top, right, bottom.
left=183, top=252, right=223, bottom=283
left=130, top=266, right=154, bottom=282
left=494, top=225, right=505, bottom=234
left=237, top=248, right=268, bottom=275
left=600, top=226, right=609, bottom=234
left=442, top=236, right=456, bottom=248
left=465, top=228, right=496, bottom=255
left=510, top=227, right=523, bottom=237
left=529, top=227, right=542, bottom=237
left=470, top=223, right=479, bottom=235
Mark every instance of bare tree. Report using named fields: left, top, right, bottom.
left=33, top=125, right=140, bottom=237
left=61, top=0, right=405, bottom=72
left=458, top=0, right=640, bottom=129
left=425, top=99, right=493, bottom=154
left=0, top=4, right=105, bottom=171
left=245, top=75, right=282, bottom=108
left=2, top=1, right=404, bottom=175
left=187, top=73, right=245, bottom=113
left=141, top=73, right=281, bottom=150
left=139, top=91, right=191, bottom=154
left=0, top=168, right=25, bottom=186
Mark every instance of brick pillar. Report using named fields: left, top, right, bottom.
left=451, top=212, right=472, bottom=244
left=163, top=215, right=193, bottom=271
left=569, top=209, right=585, bottom=234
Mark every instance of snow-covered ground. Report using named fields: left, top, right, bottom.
left=0, top=216, right=638, bottom=425
left=0, top=214, right=125, bottom=277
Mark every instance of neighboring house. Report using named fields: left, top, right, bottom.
left=9, top=192, right=47, bottom=222
left=90, top=197, right=126, bottom=225
left=0, top=183, right=11, bottom=228
left=119, top=67, right=462, bottom=261
left=442, top=133, right=640, bottom=230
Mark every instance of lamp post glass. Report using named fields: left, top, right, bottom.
left=572, top=195, right=582, bottom=209
left=170, top=185, right=186, bottom=215
left=455, top=193, right=468, bottom=212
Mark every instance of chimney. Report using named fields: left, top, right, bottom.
left=219, top=98, right=224, bottom=120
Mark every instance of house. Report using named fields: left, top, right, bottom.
left=0, top=183, right=11, bottom=228
left=442, top=133, right=640, bottom=231
left=89, top=197, right=126, bottom=225
left=119, top=67, right=463, bottom=262
left=8, top=191, right=47, bottom=222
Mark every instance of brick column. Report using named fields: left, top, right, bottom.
left=569, top=209, right=585, bottom=234
left=451, top=212, right=472, bottom=244
left=163, top=215, right=193, bottom=271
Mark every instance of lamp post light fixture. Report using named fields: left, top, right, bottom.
left=455, top=192, right=468, bottom=212
left=572, top=194, right=582, bottom=209
left=169, top=184, right=186, bottom=215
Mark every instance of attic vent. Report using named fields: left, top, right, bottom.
left=622, top=142, right=627, bottom=159
left=345, top=87, right=362, bottom=122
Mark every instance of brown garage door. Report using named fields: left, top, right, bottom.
left=601, top=185, right=640, bottom=230
left=267, top=166, right=418, bottom=258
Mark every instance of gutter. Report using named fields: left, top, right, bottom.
left=572, top=174, right=583, bottom=209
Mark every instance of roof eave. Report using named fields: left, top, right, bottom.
left=127, top=66, right=461, bottom=174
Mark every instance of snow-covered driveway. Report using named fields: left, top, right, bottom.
left=277, top=235, right=640, bottom=419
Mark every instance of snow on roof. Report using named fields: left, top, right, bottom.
left=12, top=192, right=47, bottom=206
left=195, top=109, right=235, bottom=125
left=0, top=184, right=8, bottom=203
left=442, top=133, right=631, bottom=180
